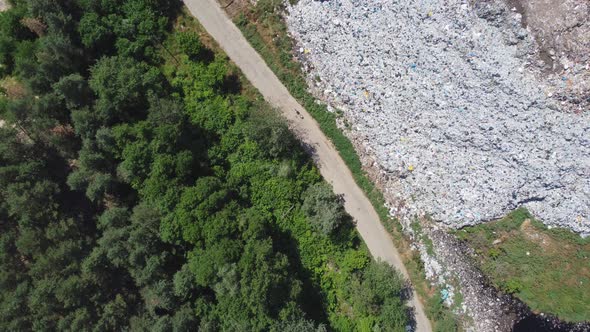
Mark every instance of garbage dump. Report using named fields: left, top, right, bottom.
left=285, top=0, right=590, bottom=234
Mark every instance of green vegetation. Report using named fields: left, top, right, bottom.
left=232, top=0, right=462, bottom=330
left=456, top=208, right=590, bottom=322
left=0, top=0, right=410, bottom=330
left=426, top=295, right=460, bottom=332
left=234, top=2, right=393, bottom=228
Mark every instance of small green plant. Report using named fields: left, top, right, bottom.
left=410, top=220, right=423, bottom=235
left=426, top=292, right=460, bottom=332
left=501, top=279, right=523, bottom=294
left=488, top=248, right=501, bottom=260
left=424, top=237, right=435, bottom=256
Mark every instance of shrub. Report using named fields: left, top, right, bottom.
left=176, top=31, right=203, bottom=58
left=488, top=248, right=501, bottom=260
left=502, top=279, right=523, bottom=294
left=301, top=182, right=346, bottom=235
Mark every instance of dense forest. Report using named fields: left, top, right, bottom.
left=0, top=0, right=409, bottom=330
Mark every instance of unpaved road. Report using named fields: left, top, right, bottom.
left=182, top=0, right=432, bottom=330
left=0, top=0, right=9, bottom=12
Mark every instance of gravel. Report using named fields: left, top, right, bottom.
left=285, top=0, right=590, bottom=234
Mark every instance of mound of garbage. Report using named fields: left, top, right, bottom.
left=286, top=0, right=590, bottom=233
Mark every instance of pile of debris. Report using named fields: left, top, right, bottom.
left=286, top=0, right=590, bottom=234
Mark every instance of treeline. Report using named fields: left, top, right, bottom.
left=0, top=0, right=409, bottom=331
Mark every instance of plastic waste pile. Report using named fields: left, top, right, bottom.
left=286, top=0, right=590, bottom=233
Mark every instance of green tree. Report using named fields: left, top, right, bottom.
left=176, top=31, right=203, bottom=59
left=89, top=55, right=162, bottom=126
left=349, top=261, right=408, bottom=331
left=53, top=73, right=92, bottom=109
left=301, top=182, right=347, bottom=235
left=272, top=318, right=327, bottom=332
left=0, top=1, right=410, bottom=330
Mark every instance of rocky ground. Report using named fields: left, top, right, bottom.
left=285, top=0, right=590, bottom=234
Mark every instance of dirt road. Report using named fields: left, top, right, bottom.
left=0, top=1, right=9, bottom=12
left=182, top=0, right=433, bottom=330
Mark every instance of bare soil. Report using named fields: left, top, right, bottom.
left=505, top=0, right=590, bottom=112
left=506, top=0, right=589, bottom=70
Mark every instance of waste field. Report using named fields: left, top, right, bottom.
left=286, top=0, right=590, bottom=233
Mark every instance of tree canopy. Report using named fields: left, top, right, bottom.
left=0, top=1, right=409, bottom=331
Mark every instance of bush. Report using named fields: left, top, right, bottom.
left=502, top=279, right=523, bottom=294
left=176, top=31, right=203, bottom=59
left=348, top=261, right=407, bottom=331
left=488, top=248, right=501, bottom=259
left=301, top=182, right=346, bottom=235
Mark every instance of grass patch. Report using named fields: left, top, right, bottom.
left=228, top=0, right=462, bottom=330
left=426, top=293, right=461, bottom=332
left=456, top=208, right=590, bottom=322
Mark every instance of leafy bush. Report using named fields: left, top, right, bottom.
left=301, top=182, right=347, bottom=236
left=488, top=248, right=501, bottom=259
left=501, top=279, right=523, bottom=294
left=176, top=31, right=203, bottom=58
